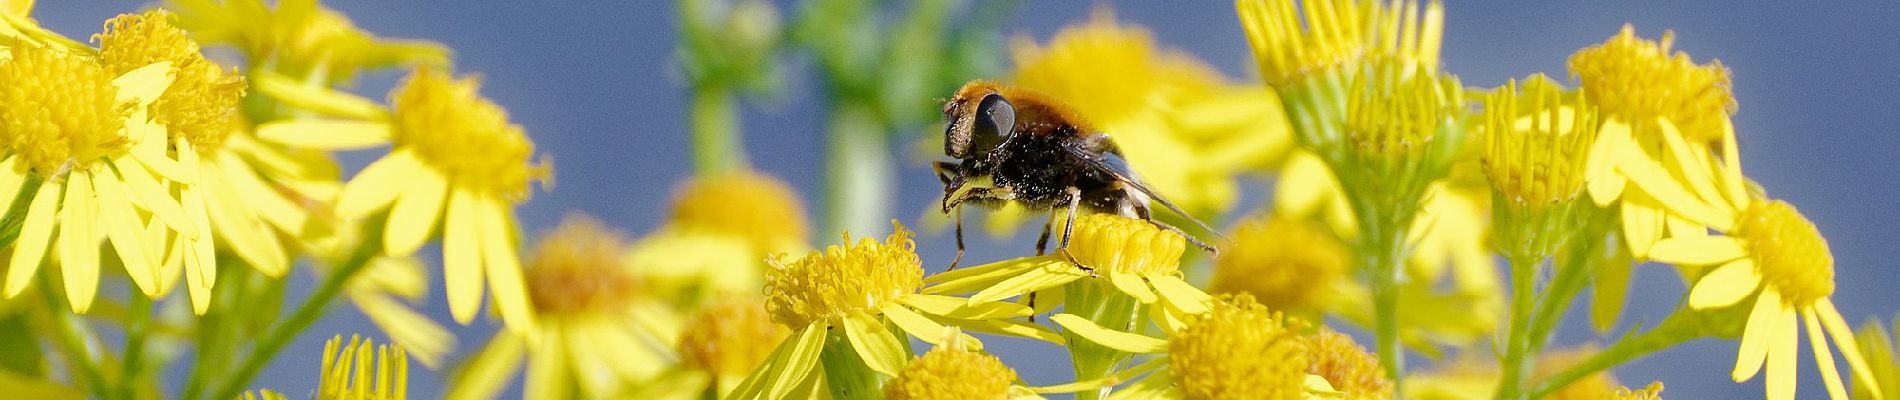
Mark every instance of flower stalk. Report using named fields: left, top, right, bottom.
left=205, top=220, right=385, bottom=400
left=1063, top=278, right=1146, bottom=400
left=691, top=85, right=746, bottom=175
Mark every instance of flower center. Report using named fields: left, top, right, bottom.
left=96, top=10, right=245, bottom=152
left=1345, top=61, right=1453, bottom=158
left=1210, top=215, right=1349, bottom=311
left=1305, top=329, right=1391, bottom=400
left=388, top=67, right=549, bottom=199
left=524, top=215, right=643, bottom=316
left=1481, top=75, right=1598, bottom=206
left=882, top=340, right=1018, bottom=400
left=0, top=44, right=130, bottom=175
left=678, top=294, right=789, bottom=377
left=763, top=223, right=923, bottom=327
left=1169, top=294, right=1309, bottom=400
left=1066, top=214, right=1185, bottom=276
left=1568, top=24, right=1734, bottom=143
left=1734, top=200, right=1835, bottom=306
left=668, top=171, right=808, bottom=254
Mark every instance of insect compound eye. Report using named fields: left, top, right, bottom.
left=968, top=93, right=1015, bottom=154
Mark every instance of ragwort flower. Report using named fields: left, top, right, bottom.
left=245, top=334, right=412, bottom=400
left=1052, top=294, right=1338, bottom=400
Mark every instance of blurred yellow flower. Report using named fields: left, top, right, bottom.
left=1647, top=199, right=1879, bottom=400
left=1053, top=294, right=1334, bottom=400
left=448, top=214, right=676, bottom=400
left=1404, top=348, right=1633, bottom=400
left=257, top=66, right=550, bottom=337
left=625, top=170, right=808, bottom=306
left=1305, top=329, right=1392, bottom=400
left=884, top=328, right=1040, bottom=400
left=1854, top=316, right=1900, bottom=400
left=166, top=0, right=448, bottom=83
left=246, top=334, right=411, bottom=400
left=0, top=42, right=177, bottom=313
left=1209, top=214, right=1351, bottom=315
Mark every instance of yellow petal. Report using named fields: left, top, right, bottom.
left=256, top=120, right=395, bottom=150
left=1688, top=259, right=1760, bottom=310
left=1586, top=120, right=1633, bottom=205
left=1621, top=194, right=1663, bottom=258
left=94, top=171, right=157, bottom=295
left=1735, top=288, right=1783, bottom=381
left=336, top=150, right=422, bottom=218
left=1816, top=298, right=1883, bottom=396
left=882, top=304, right=959, bottom=346
left=201, top=167, right=287, bottom=276
left=1050, top=313, right=1165, bottom=353
left=185, top=246, right=212, bottom=315
left=1648, top=236, right=1748, bottom=266
left=1108, top=272, right=1157, bottom=304
left=767, top=324, right=828, bottom=400
left=924, top=256, right=1062, bottom=295
left=1718, top=122, right=1750, bottom=211
left=250, top=70, right=388, bottom=120
left=383, top=169, right=447, bottom=256
left=1767, top=303, right=1798, bottom=400
left=841, top=313, right=907, bottom=376
left=1616, top=148, right=1727, bottom=228
left=1148, top=275, right=1211, bottom=315
left=111, top=61, right=173, bottom=106
left=60, top=172, right=99, bottom=313
left=523, top=326, right=570, bottom=400
left=442, top=190, right=484, bottom=324
left=216, top=152, right=307, bottom=234
left=1805, top=311, right=1851, bottom=400
left=117, top=159, right=193, bottom=237
left=1656, top=118, right=1735, bottom=219
left=180, top=180, right=217, bottom=284
left=1276, top=151, right=1330, bottom=217
left=479, top=194, right=537, bottom=338
left=956, top=317, right=1064, bottom=345
left=898, top=294, right=1032, bottom=319
left=4, top=180, right=61, bottom=297
left=968, top=261, right=1088, bottom=304
left=443, top=333, right=524, bottom=400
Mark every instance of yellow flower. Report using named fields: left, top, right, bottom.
left=1404, top=348, right=1632, bottom=400
left=625, top=171, right=808, bottom=305
left=1481, top=75, right=1598, bottom=260
left=448, top=214, right=675, bottom=400
left=1306, top=329, right=1392, bottom=400
left=1572, top=25, right=1748, bottom=261
left=729, top=221, right=1059, bottom=400
left=1209, top=214, right=1351, bottom=314
left=166, top=0, right=448, bottom=83
left=1852, top=316, right=1900, bottom=399
left=1052, top=294, right=1334, bottom=400
left=1646, top=199, right=1879, bottom=400
left=246, top=334, right=412, bottom=400
left=884, top=329, right=1040, bottom=400
left=1002, top=8, right=1289, bottom=224
left=1238, top=0, right=1445, bottom=86
left=0, top=40, right=180, bottom=313
left=258, top=66, right=549, bottom=336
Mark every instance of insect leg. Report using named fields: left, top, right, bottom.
left=1148, top=219, right=1220, bottom=255
left=1035, top=215, right=1053, bottom=255
left=1056, top=186, right=1094, bottom=275
left=949, top=206, right=967, bottom=271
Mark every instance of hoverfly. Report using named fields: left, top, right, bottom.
left=934, top=80, right=1220, bottom=269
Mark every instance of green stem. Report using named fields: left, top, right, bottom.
left=1495, top=254, right=1542, bottom=400
left=180, top=260, right=251, bottom=400
left=691, top=86, right=745, bottom=175
left=205, top=229, right=383, bottom=400
left=819, top=331, right=882, bottom=400
left=37, top=274, right=111, bottom=399
left=1362, top=218, right=1407, bottom=394
left=117, top=292, right=152, bottom=400
left=1529, top=309, right=1705, bottom=398
left=0, top=173, right=46, bottom=247
left=1527, top=243, right=1593, bottom=355
left=1064, top=279, right=1144, bottom=400
left=822, top=102, right=893, bottom=237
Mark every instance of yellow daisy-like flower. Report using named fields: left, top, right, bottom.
left=1572, top=25, right=1748, bottom=260
left=166, top=0, right=449, bottom=83
left=1403, top=348, right=1632, bottom=400
left=1853, top=316, right=1900, bottom=399
left=625, top=170, right=808, bottom=306
left=926, top=214, right=1213, bottom=325
left=245, top=334, right=412, bottom=400
left=1052, top=294, right=1335, bottom=400
left=676, top=294, right=790, bottom=397
left=0, top=41, right=181, bottom=313
left=1001, top=8, right=1289, bottom=224
left=1306, top=329, right=1393, bottom=400
left=1209, top=214, right=1351, bottom=314
left=448, top=214, right=675, bottom=400
left=1646, top=199, right=1879, bottom=400
left=884, top=328, right=1042, bottom=400
left=729, top=221, right=1060, bottom=400
left=257, top=66, right=549, bottom=336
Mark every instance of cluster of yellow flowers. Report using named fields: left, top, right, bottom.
left=0, top=0, right=1889, bottom=399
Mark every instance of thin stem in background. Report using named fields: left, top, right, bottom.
left=822, top=102, right=893, bottom=238
left=205, top=222, right=384, bottom=400
left=117, top=291, right=153, bottom=400
left=691, top=86, right=746, bottom=175
left=37, top=273, right=112, bottom=400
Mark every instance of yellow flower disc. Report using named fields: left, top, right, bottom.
left=0, top=45, right=129, bottom=174
left=96, top=9, right=245, bottom=150
left=1169, top=294, right=1308, bottom=400
left=1209, top=215, right=1349, bottom=311
left=1532, top=347, right=1624, bottom=400
left=1346, top=61, right=1453, bottom=158
left=882, top=344, right=1018, bottom=400
left=678, top=294, right=789, bottom=377
left=524, top=214, right=642, bottom=316
left=763, top=223, right=923, bottom=327
left=389, top=67, right=549, bottom=198
left=1734, top=200, right=1835, bottom=306
left=1306, top=329, right=1391, bottom=400
left=1569, top=24, right=1734, bottom=143
left=668, top=171, right=808, bottom=253
left=1067, top=214, right=1186, bottom=276
left=1482, top=75, right=1597, bottom=207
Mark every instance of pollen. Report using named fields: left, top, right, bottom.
left=1066, top=214, right=1186, bottom=276
left=0, top=44, right=130, bottom=175
left=1734, top=200, right=1835, bottom=306
left=1305, top=329, right=1392, bottom=400
left=1482, top=75, right=1598, bottom=207
left=678, top=294, right=790, bottom=377
left=1569, top=24, right=1734, bottom=143
left=524, top=214, right=643, bottom=317
left=1236, top=0, right=1367, bottom=85
left=1209, top=215, right=1349, bottom=311
left=389, top=67, right=549, bottom=198
left=1169, top=294, right=1309, bottom=400
left=668, top=171, right=809, bottom=253
left=1346, top=61, right=1455, bottom=158
left=882, top=338, right=1019, bottom=400
left=763, top=222, right=923, bottom=328
left=96, top=10, right=246, bottom=151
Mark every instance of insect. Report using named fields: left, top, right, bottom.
left=934, top=80, right=1221, bottom=270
